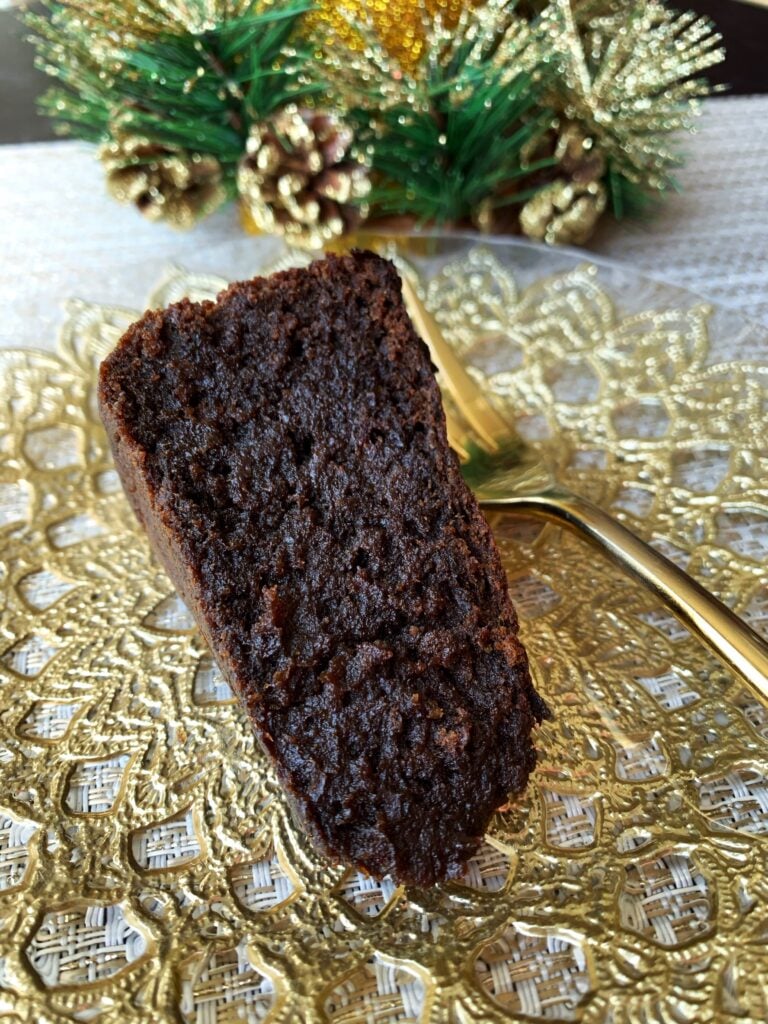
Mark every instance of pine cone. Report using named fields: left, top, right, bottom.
left=555, top=121, right=606, bottom=186
left=237, top=106, right=370, bottom=249
left=100, top=134, right=227, bottom=229
left=473, top=119, right=608, bottom=240
left=519, top=179, right=607, bottom=246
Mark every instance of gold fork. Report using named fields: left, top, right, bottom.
left=401, top=277, right=768, bottom=705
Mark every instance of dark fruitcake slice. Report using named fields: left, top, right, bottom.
left=98, top=250, right=546, bottom=886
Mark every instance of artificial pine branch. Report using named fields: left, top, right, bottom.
left=24, top=0, right=726, bottom=241
left=28, top=4, right=117, bottom=142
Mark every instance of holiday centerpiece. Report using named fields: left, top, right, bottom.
left=27, top=0, right=725, bottom=248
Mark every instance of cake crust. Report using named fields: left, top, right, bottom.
left=98, top=251, right=545, bottom=886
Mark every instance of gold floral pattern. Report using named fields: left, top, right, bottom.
left=0, top=247, right=766, bottom=1022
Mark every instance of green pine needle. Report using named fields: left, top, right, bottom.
left=607, top=164, right=661, bottom=220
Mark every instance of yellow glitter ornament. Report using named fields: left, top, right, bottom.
left=309, top=0, right=475, bottom=70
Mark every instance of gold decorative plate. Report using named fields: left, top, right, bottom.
left=0, top=237, right=767, bottom=1024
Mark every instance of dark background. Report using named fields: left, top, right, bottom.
left=1, top=0, right=767, bottom=145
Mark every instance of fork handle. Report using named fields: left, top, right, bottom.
left=481, top=487, right=768, bottom=705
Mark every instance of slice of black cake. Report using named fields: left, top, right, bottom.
left=98, top=250, right=545, bottom=886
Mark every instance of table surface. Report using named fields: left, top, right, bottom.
left=1, top=94, right=767, bottom=354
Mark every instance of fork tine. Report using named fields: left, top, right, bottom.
left=400, top=276, right=510, bottom=452
left=443, top=406, right=470, bottom=463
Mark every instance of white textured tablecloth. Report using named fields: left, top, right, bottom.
left=594, top=95, right=768, bottom=324
left=1, top=95, right=767, bottom=352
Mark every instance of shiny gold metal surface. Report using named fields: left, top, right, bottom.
left=1, top=243, right=767, bottom=1023
left=400, top=277, right=768, bottom=703
left=401, top=276, right=513, bottom=451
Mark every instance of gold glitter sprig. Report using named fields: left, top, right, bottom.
left=544, top=0, right=724, bottom=202
left=48, top=0, right=262, bottom=44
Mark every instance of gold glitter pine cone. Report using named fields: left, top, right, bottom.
left=555, top=121, right=606, bottom=185
left=520, top=178, right=608, bottom=246
left=237, top=106, right=371, bottom=250
left=519, top=123, right=608, bottom=246
left=100, top=133, right=227, bottom=229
